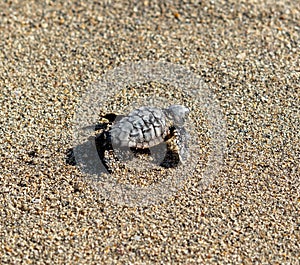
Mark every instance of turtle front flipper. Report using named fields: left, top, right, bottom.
left=175, top=126, right=190, bottom=163
left=159, top=126, right=189, bottom=168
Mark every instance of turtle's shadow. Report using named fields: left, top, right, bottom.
left=65, top=116, right=180, bottom=173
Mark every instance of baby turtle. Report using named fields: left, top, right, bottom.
left=95, top=105, right=190, bottom=172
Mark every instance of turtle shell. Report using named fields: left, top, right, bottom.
left=109, top=106, right=168, bottom=149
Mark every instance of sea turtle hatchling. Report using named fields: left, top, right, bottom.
left=95, top=105, right=190, bottom=172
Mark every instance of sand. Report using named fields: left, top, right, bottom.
left=0, top=0, right=299, bottom=264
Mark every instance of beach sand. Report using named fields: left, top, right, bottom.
left=1, top=0, right=299, bottom=263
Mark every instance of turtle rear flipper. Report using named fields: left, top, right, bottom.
left=94, top=131, right=113, bottom=173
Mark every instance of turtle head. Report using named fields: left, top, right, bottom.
left=164, top=105, right=190, bottom=125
